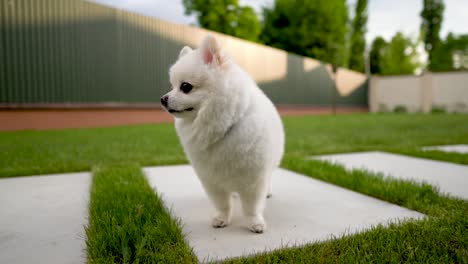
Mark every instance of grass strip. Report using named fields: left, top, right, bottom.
left=85, top=164, right=196, bottom=263
left=223, top=158, right=468, bottom=263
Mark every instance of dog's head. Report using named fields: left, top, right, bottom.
left=161, top=35, right=228, bottom=119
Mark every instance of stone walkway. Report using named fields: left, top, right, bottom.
left=422, top=144, right=468, bottom=154
left=313, top=151, right=468, bottom=200
left=144, top=165, right=424, bottom=262
left=0, top=172, right=91, bottom=264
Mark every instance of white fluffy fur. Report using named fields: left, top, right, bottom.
left=162, top=36, right=284, bottom=233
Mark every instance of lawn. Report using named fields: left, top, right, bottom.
left=1, top=113, right=467, bottom=178
left=1, top=113, right=468, bottom=263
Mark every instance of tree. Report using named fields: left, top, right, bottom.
left=370, top=33, right=421, bottom=75
left=261, top=0, right=348, bottom=66
left=450, top=34, right=468, bottom=70
left=381, top=33, right=421, bottom=75
left=233, top=7, right=262, bottom=42
left=348, top=0, right=368, bottom=72
left=369, top=37, right=387, bottom=74
left=431, top=33, right=455, bottom=71
left=432, top=33, right=468, bottom=71
left=420, top=0, right=445, bottom=71
left=183, top=0, right=262, bottom=42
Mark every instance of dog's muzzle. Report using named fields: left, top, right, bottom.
left=160, top=95, right=169, bottom=108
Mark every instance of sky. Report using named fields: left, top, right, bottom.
left=90, top=0, right=468, bottom=46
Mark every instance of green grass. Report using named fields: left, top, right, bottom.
left=283, top=113, right=468, bottom=159
left=0, top=125, right=186, bottom=177
left=1, top=113, right=467, bottom=178
left=86, top=164, right=196, bottom=263
left=1, top=113, right=468, bottom=263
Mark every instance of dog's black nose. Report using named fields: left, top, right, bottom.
left=160, top=95, right=169, bottom=107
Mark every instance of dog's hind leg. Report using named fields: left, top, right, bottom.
left=239, top=184, right=268, bottom=233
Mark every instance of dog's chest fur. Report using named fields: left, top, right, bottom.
left=175, top=108, right=268, bottom=189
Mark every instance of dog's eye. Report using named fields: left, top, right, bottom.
left=180, top=82, right=193, bottom=94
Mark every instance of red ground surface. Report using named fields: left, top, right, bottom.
left=0, top=106, right=367, bottom=131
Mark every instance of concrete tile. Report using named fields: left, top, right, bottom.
left=422, top=144, right=468, bottom=154
left=0, top=172, right=91, bottom=264
left=313, top=151, right=468, bottom=200
left=144, top=165, right=424, bottom=262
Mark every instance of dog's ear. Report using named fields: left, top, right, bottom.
left=179, top=46, right=192, bottom=59
left=200, top=35, right=224, bottom=66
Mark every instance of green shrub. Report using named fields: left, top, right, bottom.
left=431, top=106, right=446, bottom=114
left=393, top=105, right=407, bottom=113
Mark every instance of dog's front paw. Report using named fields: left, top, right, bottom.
left=247, top=215, right=266, bottom=233
left=250, top=223, right=266, bottom=233
left=212, top=215, right=230, bottom=228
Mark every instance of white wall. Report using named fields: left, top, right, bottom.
left=370, top=76, right=422, bottom=112
left=369, top=72, right=468, bottom=113
left=432, top=72, right=468, bottom=112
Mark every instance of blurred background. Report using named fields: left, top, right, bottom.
left=1, top=0, right=467, bottom=130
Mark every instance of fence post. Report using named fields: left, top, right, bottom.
left=368, top=76, right=379, bottom=112
left=421, top=72, right=433, bottom=113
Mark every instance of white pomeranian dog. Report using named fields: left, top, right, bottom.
left=161, top=35, right=284, bottom=233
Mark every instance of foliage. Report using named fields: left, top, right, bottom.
left=233, top=6, right=262, bottom=42
left=431, top=35, right=455, bottom=72
left=431, top=105, right=446, bottom=113
left=393, top=105, right=408, bottom=113
left=369, top=33, right=421, bottom=75
left=348, top=0, right=368, bottom=73
left=383, top=32, right=421, bottom=75
left=261, top=0, right=348, bottom=66
left=421, top=0, right=445, bottom=71
left=183, top=0, right=262, bottom=42
left=452, top=34, right=468, bottom=70
left=369, top=37, right=387, bottom=74
left=432, top=33, right=468, bottom=71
